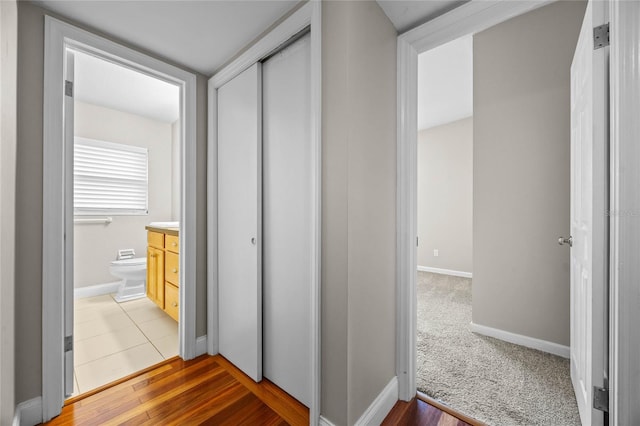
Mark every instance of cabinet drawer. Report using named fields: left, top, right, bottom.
left=148, top=231, right=164, bottom=249
left=165, top=283, right=179, bottom=322
left=165, top=251, right=179, bottom=286
left=166, top=234, right=179, bottom=253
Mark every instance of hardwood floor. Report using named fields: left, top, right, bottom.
left=44, top=353, right=481, bottom=426
left=382, top=392, right=483, bottom=426
left=44, top=355, right=308, bottom=426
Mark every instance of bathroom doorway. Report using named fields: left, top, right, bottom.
left=67, top=49, right=182, bottom=397
left=41, top=18, right=198, bottom=418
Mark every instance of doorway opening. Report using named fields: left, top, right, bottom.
left=67, top=49, right=181, bottom=397
left=42, top=16, right=198, bottom=421
left=411, top=2, right=592, bottom=424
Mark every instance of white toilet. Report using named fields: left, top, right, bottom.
left=110, top=249, right=147, bottom=303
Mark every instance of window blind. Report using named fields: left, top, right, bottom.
left=74, top=137, right=149, bottom=215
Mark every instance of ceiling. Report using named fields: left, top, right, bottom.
left=32, top=0, right=298, bottom=76
left=417, top=35, right=473, bottom=131
left=73, top=49, right=180, bottom=123
left=376, top=0, right=468, bottom=33
left=31, top=1, right=470, bottom=76
left=33, top=0, right=472, bottom=124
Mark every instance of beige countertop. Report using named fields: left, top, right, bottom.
left=145, top=225, right=179, bottom=236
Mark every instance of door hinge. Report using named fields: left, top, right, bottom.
left=416, top=236, right=419, bottom=247
left=65, top=80, right=73, bottom=97
left=64, top=335, right=73, bottom=352
left=593, top=386, right=609, bottom=412
left=594, top=23, right=609, bottom=49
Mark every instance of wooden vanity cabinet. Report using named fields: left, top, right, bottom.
left=146, top=227, right=179, bottom=321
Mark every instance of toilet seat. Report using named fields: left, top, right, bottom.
left=111, top=257, right=146, bottom=267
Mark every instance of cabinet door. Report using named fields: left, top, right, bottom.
left=146, top=246, right=157, bottom=302
left=147, top=246, right=164, bottom=308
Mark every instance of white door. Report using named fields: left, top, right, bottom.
left=64, top=48, right=75, bottom=397
left=262, top=33, right=312, bottom=407
left=217, top=63, right=263, bottom=382
left=569, top=0, right=608, bottom=424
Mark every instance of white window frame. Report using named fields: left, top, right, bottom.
left=74, top=137, right=149, bottom=216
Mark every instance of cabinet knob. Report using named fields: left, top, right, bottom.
left=172, top=302, right=178, bottom=307
left=172, top=268, right=177, bottom=273
left=172, top=242, right=177, bottom=246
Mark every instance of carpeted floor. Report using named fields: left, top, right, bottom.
left=416, top=271, right=581, bottom=426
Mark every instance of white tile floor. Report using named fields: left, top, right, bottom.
left=70, top=294, right=178, bottom=398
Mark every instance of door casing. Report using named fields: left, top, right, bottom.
left=207, top=2, right=322, bottom=424
left=395, top=0, right=621, bottom=415
left=42, top=16, right=198, bottom=422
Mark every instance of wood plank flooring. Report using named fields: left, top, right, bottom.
left=382, top=392, right=482, bottom=426
left=44, top=352, right=480, bottom=426
left=44, top=355, right=308, bottom=426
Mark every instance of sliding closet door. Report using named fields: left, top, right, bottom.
left=262, top=33, right=311, bottom=406
left=217, top=63, right=262, bottom=382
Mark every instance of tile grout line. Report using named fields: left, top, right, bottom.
left=73, top=295, right=160, bottom=392
left=111, top=294, right=173, bottom=360
left=72, top=294, right=178, bottom=395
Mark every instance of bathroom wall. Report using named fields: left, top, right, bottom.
left=417, top=117, right=473, bottom=274
left=74, top=100, right=174, bottom=288
left=171, top=120, right=181, bottom=221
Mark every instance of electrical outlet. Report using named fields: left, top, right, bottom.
left=433, top=249, right=439, bottom=257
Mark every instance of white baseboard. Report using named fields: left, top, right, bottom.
left=195, top=335, right=208, bottom=357
left=74, top=281, right=121, bottom=299
left=354, top=376, right=398, bottom=426
left=13, top=397, right=42, bottom=426
left=470, top=322, right=570, bottom=358
left=417, top=266, right=472, bottom=278
left=319, top=416, right=337, bottom=426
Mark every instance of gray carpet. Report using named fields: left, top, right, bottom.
left=416, top=271, right=581, bottom=426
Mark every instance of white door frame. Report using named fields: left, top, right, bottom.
left=609, top=1, right=640, bottom=424
left=42, top=17, right=198, bottom=422
left=395, top=0, right=555, bottom=401
left=394, top=0, right=626, bottom=405
left=206, top=2, right=321, bottom=424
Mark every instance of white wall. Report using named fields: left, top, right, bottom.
left=171, top=119, right=180, bottom=221
left=0, top=0, right=17, bottom=422
left=74, top=101, right=174, bottom=288
left=472, top=0, right=586, bottom=346
left=417, top=117, right=473, bottom=273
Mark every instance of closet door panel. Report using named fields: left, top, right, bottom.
left=217, top=63, right=262, bottom=382
left=262, top=33, right=312, bottom=406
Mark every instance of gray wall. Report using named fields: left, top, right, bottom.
left=418, top=117, right=473, bottom=273
left=472, top=0, right=586, bottom=346
left=1, top=0, right=17, bottom=422
left=322, top=2, right=397, bottom=424
left=74, top=101, right=174, bottom=288
left=15, top=1, right=208, bottom=403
